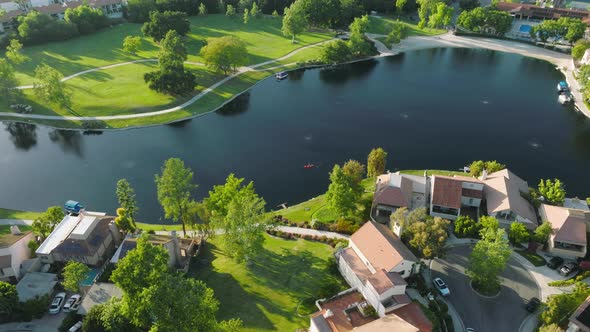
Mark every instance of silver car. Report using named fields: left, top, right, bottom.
left=433, top=277, right=450, bottom=296
left=49, top=292, right=66, bottom=314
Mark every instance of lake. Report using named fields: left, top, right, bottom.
left=1, top=47, right=589, bottom=223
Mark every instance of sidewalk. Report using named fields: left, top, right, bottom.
left=154, top=225, right=349, bottom=240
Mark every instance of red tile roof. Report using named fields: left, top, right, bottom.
left=391, top=302, right=434, bottom=332
left=374, top=185, right=409, bottom=208
left=431, top=177, right=462, bottom=209
left=312, top=291, right=377, bottom=332
left=462, top=188, right=483, bottom=199
left=367, top=269, right=407, bottom=295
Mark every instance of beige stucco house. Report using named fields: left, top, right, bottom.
left=0, top=225, right=34, bottom=282
left=540, top=204, right=588, bottom=258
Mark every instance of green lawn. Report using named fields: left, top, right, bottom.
left=190, top=235, right=346, bottom=331
left=0, top=224, right=32, bottom=234
left=400, top=169, right=473, bottom=177
left=135, top=222, right=183, bottom=232
left=515, top=250, right=546, bottom=267
left=0, top=208, right=43, bottom=220
left=367, top=16, right=446, bottom=36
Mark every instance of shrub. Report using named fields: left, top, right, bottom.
left=18, top=11, right=78, bottom=45
left=64, top=5, right=108, bottom=35
left=81, top=120, right=106, bottom=130
left=320, top=40, right=352, bottom=64
left=144, top=68, right=196, bottom=96
left=141, top=11, right=190, bottom=42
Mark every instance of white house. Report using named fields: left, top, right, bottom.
left=336, top=221, right=418, bottom=317
left=482, top=169, right=537, bottom=230
left=0, top=225, right=34, bottom=282
left=429, top=175, right=483, bottom=220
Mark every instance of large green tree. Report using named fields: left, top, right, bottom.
left=31, top=206, right=65, bottom=240
left=541, top=282, right=590, bottom=326
left=406, top=216, right=449, bottom=258
left=141, top=10, right=190, bottom=42
left=367, top=147, right=387, bottom=177
left=572, top=39, right=590, bottom=60
left=0, top=59, right=18, bottom=101
left=384, top=21, right=408, bottom=48
left=342, top=159, right=365, bottom=193
left=204, top=173, right=255, bottom=218
left=454, top=215, right=480, bottom=238
left=64, top=4, right=107, bottom=35
left=122, top=36, right=142, bottom=54
left=428, top=2, right=453, bottom=29
left=457, top=7, right=513, bottom=36
left=467, top=228, right=511, bottom=294
left=468, top=160, right=505, bottom=177
left=0, top=281, right=18, bottom=320
left=155, top=157, right=197, bottom=237
left=534, top=221, right=553, bottom=244
left=116, top=179, right=138, bottom=224
left=326, top=164, right=359, bottom=216
left=33, top=64, right=71, bottom=109
left=538, top=178, right=566, bottom=205
left=5, top=39, right=27, bottom=65
left=508, top=222, right=529, bottom=245
left=416, top=0, right=441, bottom=28
left=200, top=36, right=249, bottom=74
left=62, top=261, right=90, bottom=293
left=281, top=1, right=308, bottom=43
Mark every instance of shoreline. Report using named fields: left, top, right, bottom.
left=1, top=32, right=587, bottom=131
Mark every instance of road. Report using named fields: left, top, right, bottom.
left=431, top=245, right=539, bottom=332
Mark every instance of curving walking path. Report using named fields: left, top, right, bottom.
left=4, top=33, right=588, bottom=123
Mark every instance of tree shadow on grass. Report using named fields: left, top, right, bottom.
left=189, top=243, right=276, bottom=331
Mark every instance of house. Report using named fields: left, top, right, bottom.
left=0, top=225, right=34, bottom=282
left=540, top=204, right=588, bottom=258
left=16, top=272, right=58, bottom=302
left=0, top=0, right=123, bottom=34
left=78, top=282, right=123, bottom=315
left=482, top=169, right=537, bottom=230
left=110, top=231, right=198, bottom=272
left=309, top=290, right=432, bottom=332
left=372, top=172, right=428, bottom=222
left=568, top=295, right=590, bottom=332
left=336, top=221, right=418, bottom=317
left=36, top=211, right=121, bottom=266
left=429, top=175, right=483, bottom=221
left=495, top=2, right=590, bottom=25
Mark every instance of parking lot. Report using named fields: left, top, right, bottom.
left=431, top=245, right=539, bottom=332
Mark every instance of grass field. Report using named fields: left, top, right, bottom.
left=190, top=235, right=346, bottom=331
left=367, top=16, right=446, bottom=37
left=0, top=208, right=42, bottom=220
left=515, top=250, right=546, bottom=267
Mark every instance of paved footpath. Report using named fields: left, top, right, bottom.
left=155, top=225, right=349, bottom=240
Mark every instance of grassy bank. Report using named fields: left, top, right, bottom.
left=0, top=208, right=43, bottom=220
left=367, top=16, right=446, bottom=37
left=189, top=234, right=346, bottom=331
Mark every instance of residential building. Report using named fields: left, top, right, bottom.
left=496, top=2, right=590, bottom=24
left=309, top=290, right=432, bottom=332
left=16, top=272, right=58, bottom=302
left=0, top=225, right=34, bottom=282
left=110, top=231, right=198, bottom=272
left=336, top=221, right=418, bottom=317
left=36, top=211, right=121, bottom=266
left=372, top=172, right=428, bottom=223
left=0, top=0, right=123, bottom=34
left=568, top=295, right=590, bottom=332
left=482, top=169, right=538, bottom=230
left=540, top=204, right=588, bottom=258
left=429, top=175, right=483, bottom=221
left=78, top=282, right=123, bottom=315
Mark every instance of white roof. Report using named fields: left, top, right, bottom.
left=36, top=211, right=106, bottom=255
left=78, top=282, right=123, bottom=315
left=564, top=198, right=590, bottom=212
left=70, top=216, right=98, bottom=239
left=16, top=272, right=58, bottom=302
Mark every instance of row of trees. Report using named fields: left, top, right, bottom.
left=531, top=17, right=586, bottom=45
left=456, top=7, right=513, bottom=36
left=454, top=214, right=553, bottom=245
left=416, top=0, right=453, bottom=29
left=319, top=15, right=378, bottom=64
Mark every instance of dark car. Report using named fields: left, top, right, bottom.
left=526, top=297, right=541, bottom=312
left=547, top=256, right=564, bottom=269
left=559, top=262, right=578, bottom=276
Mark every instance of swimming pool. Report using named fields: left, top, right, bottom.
left=519, top=24, right=532, bottom=33
left=80, top=267, right=100, bottom=286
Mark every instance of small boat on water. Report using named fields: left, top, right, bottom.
left=558, top=92, right=572, bottom=104
left=276, top=71, right=288, bottom=80
left=557, top=81, right=569, bottom=92
left=303, top=163, right=315, bottom=169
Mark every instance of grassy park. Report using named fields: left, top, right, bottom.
left=190, top=234, right=346, bottom=332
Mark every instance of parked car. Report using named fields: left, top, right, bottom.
left=559, top=262, right=578, bottom=276
left=526, top=297, right=541, bottom=312
left=49, top=292, right=66, bottom=314
left=547, top=256, right=564, bottom=269
left=465, top=328, right=475, bottom=332
left=63, top=294, right=81, bottom=312
left=433, top=277, right=450, bottom=296
left=68, top=321, right=83, bottom=332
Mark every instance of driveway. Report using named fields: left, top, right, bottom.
left=0, top=312, right=66, bottom=332
left=431, top=245, right=539, bottom=332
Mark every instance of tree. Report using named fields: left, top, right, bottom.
left=538, top=179, right=566, bottom=205
left=454, top=215, right=480, bottom=238
left=0, top=59, right=19, bottom=101
left=251, top=2, right=260, bottom=17
left=541, top=282, right=590, bottom=326
left=204, top=173, right=256, bottom=218
left=31, top=206, right=64, bottom=240
left=339, top=0, right=363, bottom=26
left=348, top=15, right=374, bottom=56
left=466, top=228, right=511, bottom=294
left=396, top=0, right=408, bottom=12
left=126, top=0, right=157, bottom=22
left=534, top=221, right=552, bottom=244
left=562, top=18, right=586, bottom=44
left=64, top=5, right=107, bottom=35
left=416, top=0, right=440, bottom=29
left=326, top=164, right=359, bottom=216
left=5, top=39, right=27, bottom=65
left=17, top=11, right=78, bottom=45
left=116, top=179, right=138, bottom=223
left=508, top=222, right=529, bottom=245
left=0, top=281, right=18, bottom=320
left=272, top=9, right=279, bottom=17
left=200, top=36, right=248, bottom=74
left=459, top=0, right=479, bottom=11
left=243, top=8, right=250, bottom=24
left=154, top=158, right=197, bottom=237
left=405, top=207, right=430, bottom=227
left=572, top=39, right=590, bottom=60
left=114, top=208, right=135, bottom=233
left=238, top=0, right=252, bottom=12
left=122, top=36, right=142, bottom=54
left=428, top=2, right=453, bottom=29
left=62, top=261, right=90, bottom=293
left=390, top=206, right=408, bottom=228
left=282, top=2, right=308, bottom=43
left=478, top=215, right=499, bottom=238
left=33, top=64, right=71, bottom=109
left=457, top=7, right=513, bottom=36
left=320, top=40, right=351, bottom=64
left=141, top=11, right=190, bottom=42
left=468, top=160, right=505, bottom=177
left=213, top=188, right=268, bottom=262
left=226, top=4, right=236, bottom=16
left=367, top=147, right=388, bottom=177
left=342, top=159, right=365, bottom=190
left=406, top=216, right=449, bottom=258
left=82, top=298, right=139, bottom=332
left=385, top=21, right=408, bottom=47
left=538, top=324, right=564, bottom=332
left=199, top=2, right=208, bottom=15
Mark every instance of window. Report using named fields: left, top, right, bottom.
left=432, top=205, right=459, bottom=216
left=468, top=198, right=474, bottom=205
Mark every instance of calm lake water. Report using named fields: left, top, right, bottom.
left=1, top=48, right=589, bottom=223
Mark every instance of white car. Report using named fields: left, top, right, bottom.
left=63, top=294, right=81, bottom=312
left=433, top=277, right=450, bottom=296
left=68, top=321, right=83, bottom=332
left=49, top=292, right=66, bottom=314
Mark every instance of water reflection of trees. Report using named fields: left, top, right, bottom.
left=49, top=130, right=83, bottom=157
left=4, top=122, right=37, bottom=150
left=318, top=59, right=378, bottom=85
left=167, top=119, right=192, bottom=128
left=216, top=92, right=250, bottom=117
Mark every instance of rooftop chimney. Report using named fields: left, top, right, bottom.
left=10, top=225, right=22, bottom=235
left=481, top=169, right=488, bottom=181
